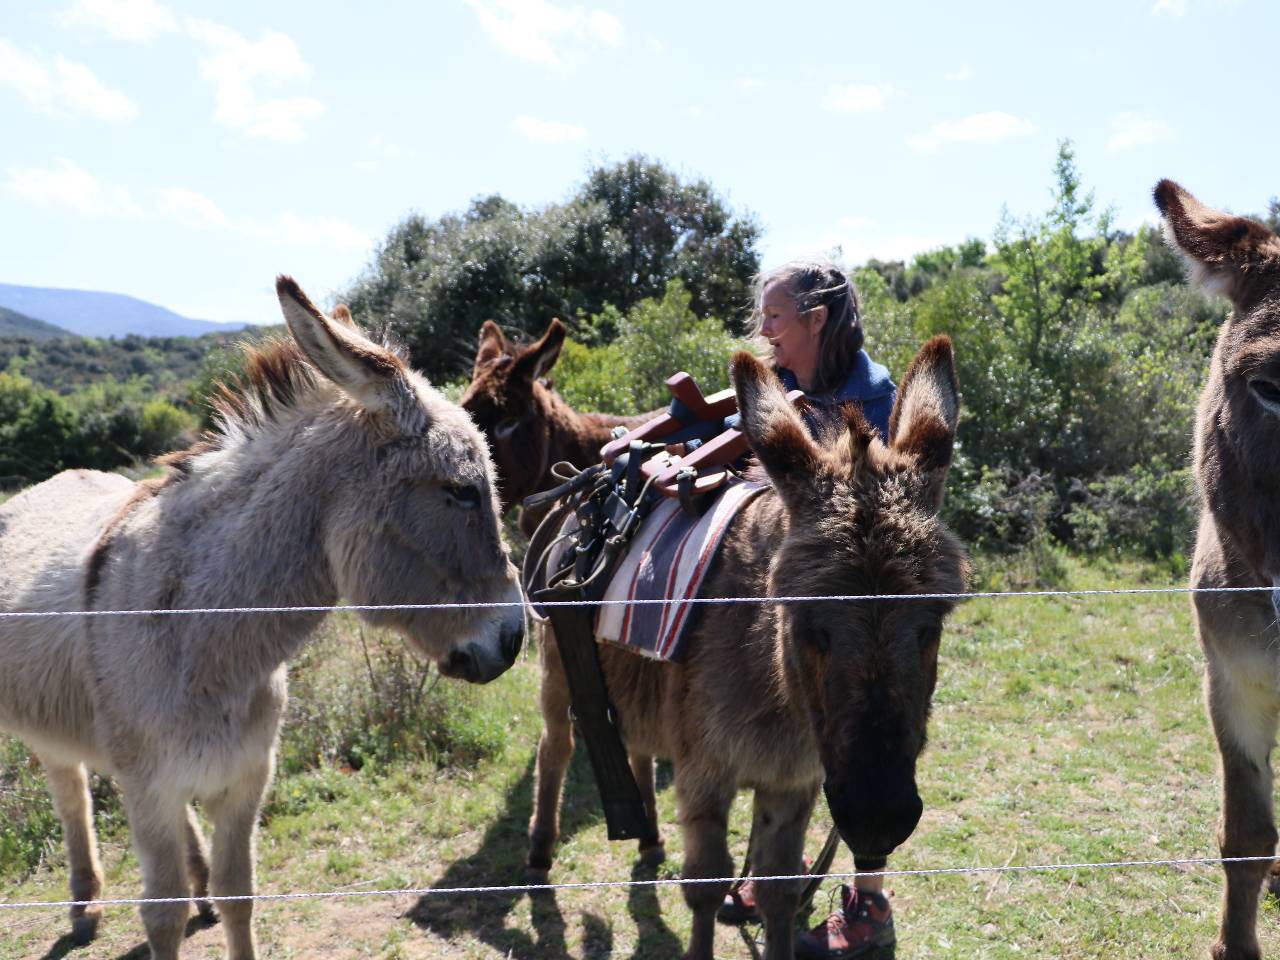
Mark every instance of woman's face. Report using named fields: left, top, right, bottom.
left=760, top=281, right=824, bottom=379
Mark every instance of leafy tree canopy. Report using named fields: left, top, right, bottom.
left=343, top=155, right=761, bottom=382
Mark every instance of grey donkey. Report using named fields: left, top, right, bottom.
left=1156, top=180, right=1280, bottom=960
left=0, top=277, right=525, bottom=959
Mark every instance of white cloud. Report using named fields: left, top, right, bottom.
left=157, top=186, right=228, bottom=227
left=245, top=212, right=371, bottom=251
left=60, top=0, right=176, bottom=42
left=465, top=0, right=622, bottom=65
left=1106, top=112, right=1177, bottom=152
left=824, top=82, right=894, bottom=113
left=945, top=64, right=974, bottom=83
left=6, top=157, right=143, bottom=217
left=511, top=115, right=586, bottom=143
left=185, top=18, right=325, bottom=142
left=1150, top=0, right=1189, bottom=15
left=54, top=56, right=138, bottom=121
left=909, top=111, right=1036, bottom=152
left=0, top=38, right=138, bottom=121
left=735, top=76, right=765, bottom=91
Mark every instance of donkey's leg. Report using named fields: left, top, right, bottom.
left=41, top=758, right=104, bottom=945
left=631, top=752, right=664, bottom=865
left=676, top=774, right=735, bottom=960
left=749, top=785, right=818, bottom=960
left=121, top=785, right=191, bottom=960
left=185, top=804, right=217, bottom=924
left=205, top=758, right=273, bottom=960
left=1205, top=655, right=1279, bottom=960
left=528, top=624, right=573, bottom=880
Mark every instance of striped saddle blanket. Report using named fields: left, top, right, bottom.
left=538, top=478, right=766, bottom=662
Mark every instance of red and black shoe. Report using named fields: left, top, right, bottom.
left=794, top=886, right=895, bottom=959
left=717, top=854, right=815, bottom=926
left=717, top=877, right=760, bottom=925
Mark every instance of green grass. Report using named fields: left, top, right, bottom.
left=0, top=554, right=1273, bottom=958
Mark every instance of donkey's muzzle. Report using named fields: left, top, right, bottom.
left=824, top=774, right=923, bottom=861
left=439, top=620, right=524, bottom=684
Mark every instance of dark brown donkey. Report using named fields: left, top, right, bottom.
left=1156, top=181, right=1280, bottom=960
left=461, top=319, right=668, bottom=860
left=527, top=338, right=968, bottom=960
left=460, top=319, right=651, bottom=536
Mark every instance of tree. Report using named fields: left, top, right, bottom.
left=343, top=156, right=761, bottom=382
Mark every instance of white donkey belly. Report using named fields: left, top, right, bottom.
left=1203, top=602, right=1280, bottom=765
left=0, top=470, right=135, bottom=760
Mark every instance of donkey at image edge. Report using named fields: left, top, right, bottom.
left=1156, top=180, right=1280, bottom=960
left=0, top=277, right=524, bottom=960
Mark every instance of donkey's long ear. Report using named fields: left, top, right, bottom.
left=889, top=336, right=960, bottom=511
left=511, top=319, right=566, bottom=385
left=732, top=351, right=824, bottom=510
left=276, top=276, right=406, bottom=412
left=1154, top=179, right=1280, bottom=307
left=473, top=320, right=508, bottom=376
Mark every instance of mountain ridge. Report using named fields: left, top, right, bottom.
left=0, top=283, right=250, bottom=339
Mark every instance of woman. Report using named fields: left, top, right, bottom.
left=754, top=258, right=895, bottom=440
left=720, top=258, right=898, bottom=959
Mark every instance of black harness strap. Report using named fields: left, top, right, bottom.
left=534, top=572, right=650, bottom=841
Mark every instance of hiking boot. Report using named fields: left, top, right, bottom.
left=794, top=886, right=895, bottom=959
left=717, top=855, right=814, bottom=926
left=717, top=878, right=760, bottom=925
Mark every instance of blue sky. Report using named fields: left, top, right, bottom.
left=1, top=0, right=1276, bottom=329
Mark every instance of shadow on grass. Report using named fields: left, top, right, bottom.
left=31, top=909, right=216, bottom=960
left=407, top=749, right=683, bottom=958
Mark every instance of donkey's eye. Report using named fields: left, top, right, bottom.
left=1248, top=378, right=1280, bottom=405
left=443, top=484, right=482, bottom=509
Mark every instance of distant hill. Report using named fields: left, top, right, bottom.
left=0, top=283, right=248, bottom=338
left=0, top=305, right=72, bottom=340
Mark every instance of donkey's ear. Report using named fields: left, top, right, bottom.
left=473, top=320, right=508, bottom=375
left=732, top=351, right=824, bottom=509
left=330, top=303, right=356, bottom=328
left=511, top=319, right=566, bottom=385
left=276, top=275, right=406, bottom=411
left=889, top=336, right=959, bottom=509
left=1154, top=179, right=1280, bottom=307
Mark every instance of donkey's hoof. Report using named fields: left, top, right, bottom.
left=638, top=841, right=666, bottom=867
left=70, top=908, right=102, bottom=945
left=524, top=864, right=551, bottom=885
left=194, top=899, right=219, bottom=925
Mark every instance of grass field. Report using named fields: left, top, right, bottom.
left=2, top=554, right=1276, bottom=959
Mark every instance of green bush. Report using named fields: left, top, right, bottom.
left=557, top=279, right=747, bottom=415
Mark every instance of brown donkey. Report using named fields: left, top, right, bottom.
left=0, top=278, right=525, bottom=960
left=461, top=318, right=652, bottom=535
left=461, top=319, right=669, bottom=859
left=1156, top=181, right=1280, bottom=960
left=527, top=338, right=968, bottom=959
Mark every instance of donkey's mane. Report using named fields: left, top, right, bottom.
left=160, top=330, right=409, bottom=473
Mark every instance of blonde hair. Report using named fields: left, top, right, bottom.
left=748, top=259, right=864, bottom=394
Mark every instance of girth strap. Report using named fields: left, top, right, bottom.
left=535, top=574, right=650, bottom=841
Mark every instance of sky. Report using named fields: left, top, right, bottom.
left=1, top=0, right=1277, bottom=330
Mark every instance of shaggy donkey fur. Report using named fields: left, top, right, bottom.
left=527, top=338, right=969, bottom=960
left=1156, top=180, right=1280, bottom=960
left=0, top=278, right=525, bottom=960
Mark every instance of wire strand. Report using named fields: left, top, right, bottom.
left=0, top=855, right=1269, bottom=911
left=0, top=583, right=1271, bottom=620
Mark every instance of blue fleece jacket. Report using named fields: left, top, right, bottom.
left=777, top=349, right=896, bottom=441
